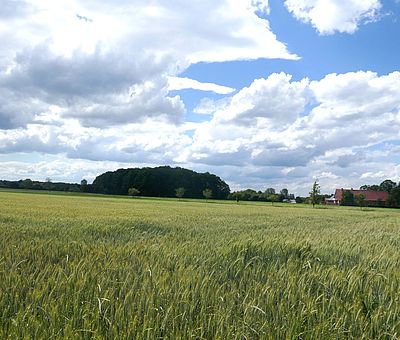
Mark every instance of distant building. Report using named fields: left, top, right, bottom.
left=282, top=199, right=297, bottom=204
left=332, top=188, right=389, bottom=205
left=324, top=195, right=338, bottom=205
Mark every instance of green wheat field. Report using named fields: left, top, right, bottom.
left=1, top=190, right=399, bottom=339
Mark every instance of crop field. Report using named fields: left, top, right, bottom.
left=0, top=191, right=400, bottom=339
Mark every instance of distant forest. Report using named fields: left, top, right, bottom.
left=0, top=173, right=303, bottom=203
left=0, top=178, right=81, bottom=192
left=0, top=166, right=231, bottom=200
left=91, top=166, right=230, bottom=199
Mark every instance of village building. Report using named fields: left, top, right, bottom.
left=324, top=195, right=338, bottom=205
left=326, top=188, right=389, bottom=206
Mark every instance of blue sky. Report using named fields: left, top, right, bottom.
left=0, top=0, right=399, bottom=195
left=182, top=0, right=400, bottom=103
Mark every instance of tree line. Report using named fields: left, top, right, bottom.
left=2, top=170, right=399, bottom=208
left=0, top=178, right=81, bottom=192
left=91, top=166, right=231, bottom=199
left=0, top=167, right=231, bottom=200
left=228, top=188, right=303, bottom=203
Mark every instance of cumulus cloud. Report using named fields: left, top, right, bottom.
left=284, top=0, right=382, bottom=34
left=0, top=157, right=138, bottom=183
left=0, top=118, right=194, bottom=165
left=1, top=69, right=399, bottom=194
left=0, top=0, right=399, bottom=195
left=0, top=0, right=296, bottom=129
left=309, top=71, right=400, bottom=121
left=0, top=88, right=49, bottom=129
left=0, top=44, right=184, bottom=127
left=63, top=79, right=186, bottom=127
left=6, top=45, right=168, bottom=99
left=181, top=71, right=400, bottom=192
left=212, top=73, right=310, bottom=127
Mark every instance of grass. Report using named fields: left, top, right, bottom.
left=0, top=191, right=399, bottom=339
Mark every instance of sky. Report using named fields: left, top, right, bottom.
left=0, top=0, right=399, bottom=195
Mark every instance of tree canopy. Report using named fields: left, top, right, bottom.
left=360, top=179, right=397, bottom=193
left=360, top=179, right=399, bottom=208
left=202, top=188, right=213, bottom=201
left=0, top=179, right=80, bottom=192
left=128, top=187, right=140, bottom=197
left=175, top=187, right=186, bottom=199
left=92, top=166, right=230, bottom=199
left=309, top=181, right=320, bottom=208
left=341, top=190, right=355, bottom=206
left=227, top=188, right=295, bottom=202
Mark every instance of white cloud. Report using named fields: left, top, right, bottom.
left=179, top=71, right=400, bottom=193
left=193, top=98, right=232, bottom=115
left=0, top=117, right=194, bottom=164
left=213, top=73, right=310, bottom=127
left=0, top=72, right=400, bottom=192
left=284, top=0, right=382, bottom=34
left=168, top=77, right=235, bottom=95
left=0, top=1, right=399, bottom=195
left=0, top=0, right=296, bottom=129
left=0, top=157, right=140, bottom=183
left=1, top=70, right=399, bottom=194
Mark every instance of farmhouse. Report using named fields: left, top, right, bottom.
left=324, top=195, right=338, bottom=205
left=331, top=188, right=389, bottom=205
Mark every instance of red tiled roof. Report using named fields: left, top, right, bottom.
left=334, top=189, right=389, bottom=201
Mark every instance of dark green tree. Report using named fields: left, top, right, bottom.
left=309, top=181, right=320, bottom=208
left=280, top=188, right=289, bottom=199
left=388, top=187, right=400, bottom=207
left=356, top=193, right=366, bottom=210
left=43, top=177, right=54, bottom=191
left=202, top=188, right=212, bottom=201
left=80, top=179, right=88, bottom=192
left=380, top=179, right=397, bottom=193
left=267, top=193, right=279, bottom=205
left=175, top=187, right=186, bottom=200
left=92, top=166, right=230, bottom=199
left=19, top=179, right=33, bottom=189
left=265, top=188, right=275, bottom=195
left=341, top=190, right=355, bottom=206
left=229, top=192, right=240, bottom=203
left=128, top=187, right=140, bottom=197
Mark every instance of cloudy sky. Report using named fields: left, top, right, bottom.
left=1, top=0, right=399, bottom=195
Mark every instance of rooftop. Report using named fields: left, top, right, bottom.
left=334, top=189, right=389, bottom=201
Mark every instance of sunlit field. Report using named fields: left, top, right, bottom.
left=0, top=191, right=399, bottom=339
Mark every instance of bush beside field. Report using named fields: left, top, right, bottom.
left=0, top=192, right=399, bottom=338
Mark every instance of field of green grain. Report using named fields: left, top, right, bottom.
left=0, top=191, right=399, bottom=339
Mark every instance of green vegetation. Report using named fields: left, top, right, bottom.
left=175, top=187, right=186, bottom=199
left=202, top=188, right=213, bottom=201
left=127, top=187, right=140, bottom=197
left=0, top=178, right=81, bottom=192
left=228, top=187, right=295, bottom=203
left=92, top=166, right=230, bottom=199
left=1, top=191, right=400, bottom=338
left=0, top=166, right=231, bottom=200
left=341, top=190, right=355, bottom=206
left=360, top=179, right=400, bottom=208
left=309, top=180, right=321, bottom=208
left=357, top=193, right=366, bottom=209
